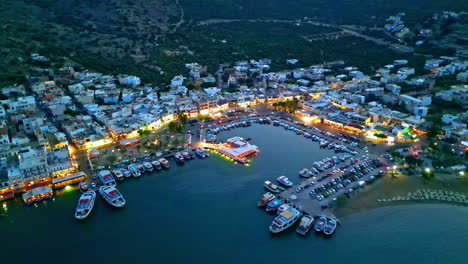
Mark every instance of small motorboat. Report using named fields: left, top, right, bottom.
left=314, top=216, right=327, bottom=232
left=323, top=219, right=337, bottom=235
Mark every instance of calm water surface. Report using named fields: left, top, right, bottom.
left=1, top=125, right=467, bottom=263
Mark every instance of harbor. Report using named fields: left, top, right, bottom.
left=1, top=123, right=468, bottom=264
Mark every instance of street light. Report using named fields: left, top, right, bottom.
left=425, top=168, right=431, bottom=173
left=460, top=171, right=465, bottom=176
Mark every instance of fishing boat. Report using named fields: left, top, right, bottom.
left=296, top=215, right=314, bottom=235
left=158, top=158, right=170, bottom=169
left=266, top=198, right=283, bottom=212
left=98, top=170, right=116, bottom=186
left=136, top=163, right=145, bottom=173
left=323, top=219, right=337, bottom=235
left=257, top=192, right=276, bottom=207
left=99, top=186, right=126, bottom=208
left=276, top=176, right=293, bottom=187
left=121, top=169, right=132, bottom=178
left=112, top=170, right=125, bottom=181
left=298, top=168, right=313, bottom=178
left=75, top=191, right=96, bottom=220
left=79, top=181, right=89, bottom=193
left=269, top=208, right=301, bottom=233
left=187, top=150, right=196, bottom=159
left=143, top=162, right=153, bottom=172
left=314, top=216, right=327, bottom=232
left=182, top=151, right=192, bottom=160
left=151, top=160, right=162, bottom=170
left=264, top=181, right=282, bottom=193
left=22, top=187, right=54, bottom=205
left=195, top=148, right=209, bottom=158
left=128, top=164, right=141, bottom=177
left=174, top=152, right=184, bottom=165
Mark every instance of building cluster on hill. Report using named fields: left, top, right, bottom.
left=0, top=50, right=467, bottom=200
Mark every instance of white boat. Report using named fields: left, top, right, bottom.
left=174, top=152, right=184, bottom=164
left=143, top=162, right=153, bottom=172
left=151, top=160, right=162, bottom=170
left=98, top=170, right=116, bottom=186
left=195, top=148, right=209, bottom=158
left=182, top=151, right=192, bottom=160
left=276, top=176, right=293, bottom=187
left=136, top=163, right=145, bottom=173
left=257, top=192, right=276, bottom=207
left=298, top=168, right=312, bottom=178
left=159, top=158, right=170, bottom=169
left=324, top=219, right=337, bottom=235
left=121, top=169, right=132, bottom=178
left=79, top=181, right=89, bottom=193
left=314, top=216, right=327, bottom=232
left=264, top=181, right=282, bottom=193
left=75, top=191, right=96, bottom=220
left=112, top=170, right=125, bottom=181
left=296, top=215, right=314, bottom=235
left=99, top=186, right=126, bottom=208
left=128, top=164, right=141, bottom=177
left=269, top=208, right=301, bottom=233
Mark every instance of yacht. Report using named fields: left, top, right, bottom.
left=112, top=169, right=125, bottom=181
left=121, top=169, right=132, bottom=178
left=143, top=162, right=153, bottom=172
left=298, top=168, right=312, bottom=178
left=269, top=208, right=301, bottom=233
left=296, top=215, right=314, bottom=235
left=263, top=180, right=285, bottom=193
left=195, top=148, right=209, bottom=158
left=136, top=163, right=145, bottom=173
left=182, top=151, right=192, bottom=160
left=151, top=160, right=162, bottom=170
left=323, top=219, right=337, bottom=235
left=75, top=191, right=96, bottom=220
left=265, top=198, right=283, bottom=212
left=99, top=186, right=126, bottom=208
left=257, top=192, right=276, bottom=207
left=276, top=176, right=293, bottom=187
left=128, top=164, right=141, bottom=177
left=158, top=158, right=170, bottom=169
left=314, top=216, right=327, bottom=232
left=98, top=170, right=116, bottom=186
left=174, top=152, right=185, bottom=165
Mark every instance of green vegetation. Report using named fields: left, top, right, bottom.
left=272, top=98, right=300, bottom=114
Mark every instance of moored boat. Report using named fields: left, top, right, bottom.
left=79, top=181, right=89, bottom=193
left=98, top=170, right=116, bottom=186
left=277, top=203, right=292, bottom=215
left=174, top=152, right=184, bottom=165
left=323, top=219, right=337, bottom=235
left=136, top=163, right=145, bottom=173
left=121, top=169, right=132, bottom=178
left=112, top=170, right=125, bottom=181
left=143, top=162, right=153, bottom=172
left=99, top=186, right=126, bottom=208
left=296, top=214, right=314, bottom=235
left=269, top=207, right=301, bottom=233
left=22, top=186, right=54, bottom=205
left=264, top=180, right=282, bottom=193
left=298, top=168, right=313, bottom=178
left=314, top=216, right=327, bottom=232
left=159, top=158, right=170, bottom=169
left=276, top=176, right=293, bottom=187
left=266, top=198, right=283, bottom=212
left=257, top=192, right=276, bottom=207
left=128, top=164, right=141, bottom=177
left=151, top=160, right=162, bottom=170
left=75, top=191, right=96, bottom=220
left=195, top=147, right=209, bottom=158
left=182, top=151, right=192, bottom=160
left=187, top=150, right=196, bottom=159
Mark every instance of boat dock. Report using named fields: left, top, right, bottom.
left=279, top=189, right=339, bottom=222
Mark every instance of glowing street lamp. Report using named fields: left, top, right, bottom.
left=460, top=171, right=465, bottom=177
left=425, top=168, right=431, bottom=173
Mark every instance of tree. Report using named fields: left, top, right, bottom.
left=178, top=113, right=188, bottom=126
